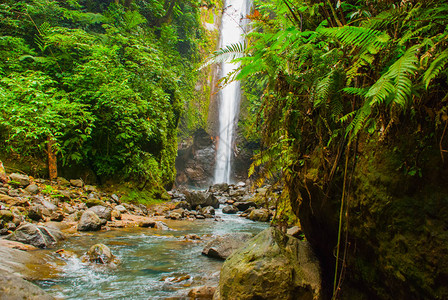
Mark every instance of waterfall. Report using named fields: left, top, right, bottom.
left=214, top=0, right=250, bottom=184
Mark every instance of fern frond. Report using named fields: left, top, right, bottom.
left=314, top=71, right=334, bottom=108
left=318, top=26, right=389, bottom=49
left=199, top=42, right=246, bottom=70
left=346, top=102, right=371, bottom=136
left=342, top=87, right=368, bottom=96
left=365, top=76, right=395, bottom=106
left=362, top=10, right=396, bottom=30
left=391, top=45, right=419, bottom=107
left=423, top=49, right=448, bottom=89
left=339, top=111, right=356, bottom=124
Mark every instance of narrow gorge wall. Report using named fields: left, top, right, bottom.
left=290, top=128, right=448, bottom=299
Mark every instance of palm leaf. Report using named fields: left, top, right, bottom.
left=199, top=42, right=246, bottom=70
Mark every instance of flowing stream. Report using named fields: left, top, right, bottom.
left=214, top=0, right=250, bottom=184
left=35, top=209, right=267, bottom=299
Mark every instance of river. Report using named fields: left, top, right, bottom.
left=34, top=209, right=267, bottom=299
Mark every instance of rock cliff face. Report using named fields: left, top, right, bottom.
left=176, top=129, right=216, bottom=187
left=289, top=131, right=448, bottom=299
left=175, top=128, right=256, bottom=187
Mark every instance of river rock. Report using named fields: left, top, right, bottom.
left=9, top=173, right=30, bottom=187
left=0, top=209, right=14, bottom=222
left=25, top=183, right=40, bottom=194
left=248, top=208, right=270, bottom=222
left=0, top=269, right=54, bottom=299
left=0, top=239, right=38, bottom=251
left=85, top=198, right=106, bottom=208
left=154, top=221, right=171, bottom=230
left=50, top=211, right=64, bottom=222
left=1, top=195, right=28, bottom=208
left=77, top=210, right=102, bottom=231
left=209, top=183, right=229, bottom=193
left=5, top=223, right=65, bottom=248
left=70, top=179, right=84, bottom=187
left=175, top=200, right=191, bottom=210
left=111, top=209, right=122, bottom=220
left=84, top=185, right=97, bottom=193
left=222, top=205, right=238, bottom=214
left=287, top=226, right=303, bottom=238
left=111, top=194, right=120, bottom=203
left=202, top=233, right=253, bottom=260
left=35, top=198, right=58, bottom=213
left=115, top=205, right=127, bottom=213
left=234, top=201, right=256, bottom=211
left=200, top=206, right=215, bottom=216
left=187, top=286, right=216, bottom=299
left=84, top=243, right=115, bottom=264
left=88, top=205, right=112, bottom=221
left=139, top=218, right=156, bottom=228
left=168, top=211, right=182, bottom=220
left=217, top=227, right=322, bottom=299
left=28, top=205, right=43, bottom=221
left=184, top=190, right=219, bottom=209
left=57, top=177, right=70, bottom=187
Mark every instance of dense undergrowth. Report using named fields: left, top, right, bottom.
left=0, top=0, right=217, bottom=197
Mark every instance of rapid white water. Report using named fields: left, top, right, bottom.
left=214, top=0, right=250, bottom=184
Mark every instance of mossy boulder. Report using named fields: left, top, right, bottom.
left=83, top=243, right=118, bottom=265
left=85, top=198, right=106, bottom=208
left=248, top=208, right=270, bottom=222
left=9, top=173, right=30, bottom=187
left=217, top=227, right=322, bottom=300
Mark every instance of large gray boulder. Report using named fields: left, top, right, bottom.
left=5, top=223, right=65, bottom=248
left=202, top=233, right=253, bottom=260
left=9, top=173, right=30, bottom=187
left=77, top=210, right=102, bottom=231
left=184, top=190, right=219, bottom=209
left=217, top=227, right=322, bottom=300
left=88, top=205, right=112, bottom=221
left=0, top=269, right=54, bottom=299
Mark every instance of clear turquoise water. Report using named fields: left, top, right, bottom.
left=36, top=209, right=268, bottom=299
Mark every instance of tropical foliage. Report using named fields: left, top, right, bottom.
left=0, top=0, right=211, bottom=190
left=206, top=0, right=448, bottom=297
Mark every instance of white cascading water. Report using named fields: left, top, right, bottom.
left=214, top=0, right=250, bottom=184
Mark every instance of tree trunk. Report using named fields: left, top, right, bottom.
left=47, top=137, right=58, bottom=180
left=0, top=160, right=8, bottom=183
left=124, top=0, right=133, bottom=9
left=155, top=0, right=176, bottom=26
